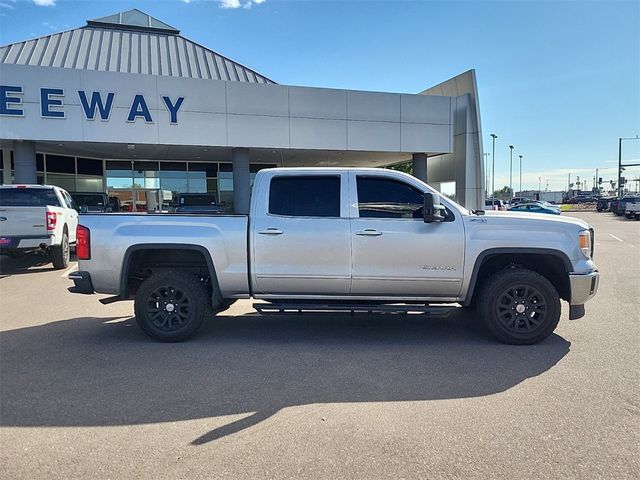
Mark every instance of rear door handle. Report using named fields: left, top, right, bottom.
left=258, top=228, right=284, bottom=235
left=355, top=229, right=382, bottom=236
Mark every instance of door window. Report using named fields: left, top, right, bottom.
left=356, top=177, right=423, bottom=219
left=268, top=176, right=341, bottom=217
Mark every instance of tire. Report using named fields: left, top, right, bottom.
left=624, top=213, right=632, bottom=219
left=477, top=268, right=561, bottom=345
left=134, top=270, right=210, bottom=342
left=51, top=230, right=70, bottom=270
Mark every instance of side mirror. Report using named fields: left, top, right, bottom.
left=423, top=192, right=446, bottom=223
left=79, top=205, right=89, bottom=214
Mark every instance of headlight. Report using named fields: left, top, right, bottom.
left=578, top=230, right=591, bottom=258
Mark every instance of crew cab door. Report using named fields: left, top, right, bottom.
left=349, top=172, right=464, bottom=298
left=251, top=172, right=351, bottom=295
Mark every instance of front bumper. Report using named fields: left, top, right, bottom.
left=569, top=270, right=599, bottom=305
left=68, top=271, right=95, bottom=294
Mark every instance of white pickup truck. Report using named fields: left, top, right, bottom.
left=0, top=185, right=78, bottom=269
left=68, top=168, right=599, bottom=344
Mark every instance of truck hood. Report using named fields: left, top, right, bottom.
left=462, top=210, right=593, bottom=267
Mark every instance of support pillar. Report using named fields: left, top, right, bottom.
left=232, top=147, right=250, bottom=214
left=2, top=148, right=12, bottom=185
left=412, top=153, right=428, bottom=183
left=14, top=141, right=37, bottom=184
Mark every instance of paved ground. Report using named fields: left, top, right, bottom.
left=0, top=212, right=638, bottom=479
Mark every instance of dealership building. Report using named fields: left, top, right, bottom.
left=0, top=9, right=484, bottom=212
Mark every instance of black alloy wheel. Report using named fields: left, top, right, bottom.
left=134, top=270, right=209, bottom=342
left=477, top=268, right=561, bottom=345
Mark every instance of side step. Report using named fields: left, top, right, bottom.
left=253, top=302, right=456, bottom=316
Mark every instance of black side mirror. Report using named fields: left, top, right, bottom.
left=79, top=205, right=89, bottom=214
left=423, top=192, right=446, bottom=223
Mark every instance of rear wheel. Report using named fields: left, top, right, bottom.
left=51, top=231, right=70, bottom=269
left=134, top=270, right=210, bottom=342
left=477, top=268, right=560, bottom=345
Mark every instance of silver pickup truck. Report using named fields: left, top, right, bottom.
left=69, top=168, right=599, bottom=344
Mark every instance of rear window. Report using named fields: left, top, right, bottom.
left=0, top=188, right=61, bottom=207
left=269, top=176, right=340, bottom=217
left=71, top=194, right=106, bottom=207
left=179, top=194, right=217, bottom=206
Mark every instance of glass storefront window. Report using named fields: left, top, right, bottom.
left=47, top=173, right=76, bottom=192
left=160, top=162, right=187, bottom=178
left=46, top=154, right=75, bottom=174
left=77, top=176, right=104, bottom=192
left=77, top=158, right=103, bottom=176
left=188, top=162, right=218, bottom=177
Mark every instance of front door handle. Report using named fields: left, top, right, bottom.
left=258, top=228, right=284, bottom=235
left=355, top=229, right=382, bottom=236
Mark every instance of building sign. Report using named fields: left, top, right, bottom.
left=0, top=85, right=185, bottom=124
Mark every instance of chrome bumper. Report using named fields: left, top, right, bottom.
left=569, top=271, right=599, bottom=305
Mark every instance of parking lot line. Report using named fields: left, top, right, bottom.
left=608, top=233, right=625, bottom=243
left=60, top=263, right=78, bottom=278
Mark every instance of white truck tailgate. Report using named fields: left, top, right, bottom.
left=0, top=206, right=48, bottom=237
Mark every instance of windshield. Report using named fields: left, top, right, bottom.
left=0, top=188, right=61, bottom=207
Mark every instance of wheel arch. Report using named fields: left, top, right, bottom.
left=463, top=248, right=572, bottom=306
left=119, top=244, right=223, bottom=306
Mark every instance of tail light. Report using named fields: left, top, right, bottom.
left=76, top=225, right=91, bottom=260
left=46, top=211, right=57, bottom=231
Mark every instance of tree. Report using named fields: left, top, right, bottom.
left=492, top=186, right=513, bottom=201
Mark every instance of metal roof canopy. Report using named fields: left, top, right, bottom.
left=87, top=9, right=180, bottom=34
left=0, top=9, right=275, bottom=83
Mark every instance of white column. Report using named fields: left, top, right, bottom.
left=14, top=141, right=37, bottom=184
left=412, top=153, right=428, bottom=183
left=2, top=148, right=12, bottom=184
left=232, top=147, right=250, bottom=214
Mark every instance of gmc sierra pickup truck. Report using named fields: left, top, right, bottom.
left=68, top=168, right=599, bottom=344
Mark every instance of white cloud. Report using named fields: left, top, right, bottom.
left=0, top=2, right=15, bottom=10
left=219, top=0, right=266, bottom=9
left=33, top=0, right=56, bottom=6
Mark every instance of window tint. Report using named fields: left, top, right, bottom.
left=356, top=177, right=424, bottom=219
left=0, top=188, right=61, bottom=207
left=269, top=176, right=340, bottom=217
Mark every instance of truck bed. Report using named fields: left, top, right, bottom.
left=79, top=213, right=250, bottom=297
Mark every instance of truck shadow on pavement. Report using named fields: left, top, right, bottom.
left=0, top=253, right=73, bottom=276
left=0, top=311, right=570, bottom=445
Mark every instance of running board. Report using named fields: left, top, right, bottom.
left=253, top=302, right=456, bottom=316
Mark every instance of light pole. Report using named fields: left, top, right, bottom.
left=483, top=152, right=490, bottom=197
left=509, top=145, right=514, bottom=197
left=618, top=136, right=640, bottom=197
left=490, top=133, right=497, bottom=200
left=518, top=154, right=523, bottom=193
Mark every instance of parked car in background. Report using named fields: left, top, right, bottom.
left=568, top=194, right=596, bottom=204
left=484, top=198, right=506, bottom=211
left=596, top=196, right=615, bottom=212
left=510, top=196, right=530, bottom=206
left=70, top=192, right=112, bottom=213
left=621, top=196, right=640, bottom=219
left=175, top=193, right=225, bottom=214
left=0, top=185, right=78, bottom=268
left=508, top=202, right=561, bottom=215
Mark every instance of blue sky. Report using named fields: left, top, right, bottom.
left=1, top=0, right=638, bottom=192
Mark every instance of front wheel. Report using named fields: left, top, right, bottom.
left=477, top=268, right=561, bottom=345
left=134, top=270, right=210, bottom=342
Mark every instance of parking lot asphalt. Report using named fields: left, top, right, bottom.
left=0, top=212, right=638, bottom=479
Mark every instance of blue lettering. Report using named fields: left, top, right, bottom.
left=40, top=88, right=65, bottom=118
left=161, top=96, right=184, bottom=124
left=78, top=91, right=115, bottom=120
left=127, top=94, right=153, bottom=123
left=0, top=85, right=24, bottom=116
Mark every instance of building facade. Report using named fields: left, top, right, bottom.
left=0, top=9, right=484, bottom=211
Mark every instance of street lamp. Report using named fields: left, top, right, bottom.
left=490, top=133, right=497, bottom=200
left=519, top=154, right=523, bottom=193
left=618, top=136, right=640, bottom=197
left=483, top=152, right=490, bottom=197
left=509, top=145, right=514, bottom=197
